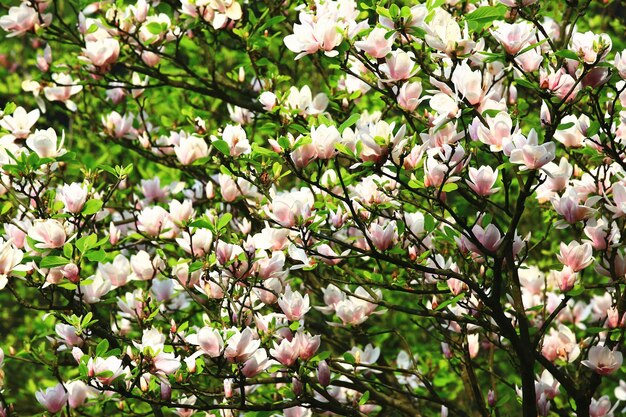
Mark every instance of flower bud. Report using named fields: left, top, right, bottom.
left=318, top=360, right=330, bottom=387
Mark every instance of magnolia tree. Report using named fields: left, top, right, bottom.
left=2, top=0, right=626, bottom=416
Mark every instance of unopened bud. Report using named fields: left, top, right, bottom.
left=292, top=377, right=303, bottom=396
left=318, top=360, right=330, bottom=387
left=488, top=389, right=496, bottom=407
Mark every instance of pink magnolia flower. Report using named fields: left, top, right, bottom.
left=26, top=127, right=65, bottom=158
left=607, top=183, right=626, bottom=218
left=295, top=331, right=320, bottom=360
left=174, top=133, right=208, bottom=165
left=490, top=21, right=536, bottom=55
left=0, top=2, right=50, bottom=37
left=475, top=111, right=514, bottom=152
left=554, top=115, right=586, bottom=148
left=137, top=206, right=176, bottom=238
left=278, top=285, right=310, bottom=321
left=87, top=356, right=128, bottom=384
left=380, top=50, right=417, bottom=82
left=582, top=346, right=623, bottom=375
left=551, top=189, right=597, bottom=224
left=102, top=111, right=134, bottom=138
left=397, top=81, right=423, bottom=112
left=99, top=254, right=131, bottom=287
left=466, top=166, right=499, bottom=196
left=259, top=91, right=277, bottom=111
left=0, top=239, right=26, bottom=290
left=615, top=51, right=626, bottom=79
left=270, top=337, right=300, bottom=366
left=451, top=62, right=483, bottom=105
left=211, top=124, right=250, bottom=157
left=28, top=219, right=66, bottom=250
left=55, top=323, right=83, bottom=348
left=284, top=12, right=342, bottom=60
left=515, top=45, right=543, bottom=72
left=541, top=325, right=580, bottom=362
left=367, top=221, right=397, bottom=251
left=176, top=228, right=213, bottom=257
left=224, top=327, right=260, bottom=362
left=44, top=73, right=83, bottom=112
left=539, top=68, right=579, bottom=102
left=83, top=38, right=120, bottom=68
left=589, top=396, right=618, bottom=417
left=557, top=241, right=593, bottom=272
left=241, top=349, right=271, bottom=377
left=470, top=223, right=503, bottom=253
left=60, top=183, right=88, bottom=213
left=36, top=383, right=68, bottom=413
left=354, top=27, right=394, bottom=58
left=268, top=188, right=314, bottom=228
left=66, top=380, right=95, bottom=409
left=508, top=131, right=555, bottom=171
left=425, top=9, right=475, bottom=56
left=310, top=124, right=340, bottom=160
left=130, top=250, right=162, bottom=281
left=196, top=327, right=223, bottom=357
left=570, top=31, right=612, bottom=64
left=0, top=106, right=39, bottom=139
left=553, top=267, right=578, bottom=292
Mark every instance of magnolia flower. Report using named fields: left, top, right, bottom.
left=466, top=166, right=499, bottom=196
left=570, top=31, right=612, bottom=64
left=310, top=124, right=340, bottom=160
left=581, top=346, right=623, bottom=375
left=0, top=106, right=39, bottom=139
left=284, top=12, right=342, bottom=59
left=0, top=2, right=50, bottom=37
left=28, top=219, right=66, bottom=250
left=174, top=134, right=208, bottom=165
left=224, top=327, right=260, bottom=362
left=539, top=68, right=579, bottom=102
left=268, top=188, right=315, bottom=228
left=278, top=285, right=310, bottom=321
left=354, top=27, right=394, bottom=58
left=83, top=38, right=120, bottom=68
left=88, top=356, right=128, bottom=384
left=0, top=237, right=26, bottom=288
left=60, top=183, right=88, bottom=213
left=451, top=62, right=483, bottom=105
left=508, top=132, right=555, bottom=170
left=379, top=50, right=417, bottom=82
left=26, top=128, right=65, bottom=158
left=397, top=81, right=423, bottom=112
left=541, top=325, right=580, bottom=362
left=215, top=124, right=250, bottom=157
left=258, top=91, right=277, bottom=111
left=36, top=383, right=68, bottom=413
left=425, top=9, right=475, bottom=56
left=196, top=327, right=223, bottom=357
left=490, top=21, right=536, bottom=55
left=270, top=338, right=300, bottom=366
left=475, top=111, right=514, bottom=152
left=557, top=241, right=593, bottom=272
left=44, top=73, right=83, bottom=111
left=102, top=111, right=134, bottom=138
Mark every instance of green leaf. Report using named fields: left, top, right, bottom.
left=212, top=139, right=231, bottom=156
left=145, top=22, right=163, bottom=35
left=359, top=391, right=370, bottom=405
left=436, top=293, right=465, bottom=311
left=96, top=339, right=109, bottom=357
left=338, top=114, right=360, bottom=133
left=217, top=213, right=232, bottom=230
left=82, top=199, right=103, bottom=216
left=40, top=256, right=71, bottom=268
left=555, top=50, right=579, bottom=60
left=343, top=352, right=356, bottom=364
left=442, top=183, right=458, bottom=192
